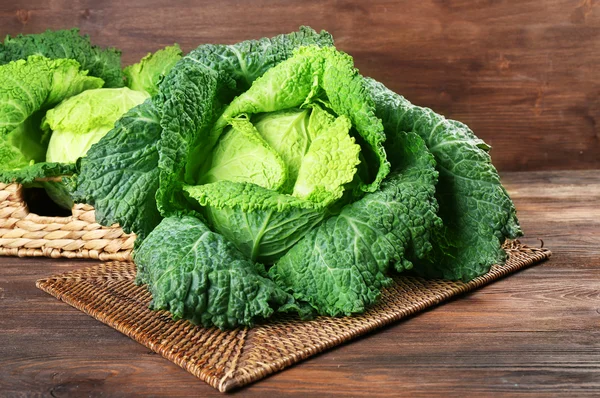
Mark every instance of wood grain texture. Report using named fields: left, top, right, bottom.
left=1, top=170, right=599, bottom=396
left=0, top=0, right=598, bottom=171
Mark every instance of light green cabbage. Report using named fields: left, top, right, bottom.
left=0, top=56, right=103, bottom=170
left=0, top=37, right=182, bottom=211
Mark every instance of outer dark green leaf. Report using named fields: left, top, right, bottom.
left=70, top=99, right=161, bottom=238
left=0, top=29, right=124, bottom=87
left=0, top=161, right=75, bottom=184
left=179, top=26, right=334, bottom=93
left=366, top=78, right=522, bottom=281
left=134, top=215, right=294, bottom=329
left=269, top=132, right=440, bottom=316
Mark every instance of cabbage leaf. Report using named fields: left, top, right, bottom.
left=70, top=99, right=162, bottom=238
left=0, top=56, right=103, bottom=173
left=366, top=78, right=522, bottom=281
left=197, top=118, right=287, bottom=190
left=124, top=44, right=183, bottom=96
left=253, top=108, right=311, bottom=192
left=0, top=28, right=123, bottom=87
left=184, top=181, right=326, bottom=263
left=134, top=215, right=294, bottom=329
left=292, top=105, right=360, bottom=205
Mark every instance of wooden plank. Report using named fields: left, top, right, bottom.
left=0, top=170, right=599, bottom=396
left=0, top=0, right=598, bottom=171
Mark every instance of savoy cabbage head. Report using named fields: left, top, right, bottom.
left=0, top=31, right=182, bottom=210
left=0, top=56, right=103, bottom=171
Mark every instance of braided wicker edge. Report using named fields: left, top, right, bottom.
left=0, top=182, right=134, bottom=261
left=35, top=242, right=551, bottom=393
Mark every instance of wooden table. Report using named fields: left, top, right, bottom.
left=1, top=170, right=599, bottom=396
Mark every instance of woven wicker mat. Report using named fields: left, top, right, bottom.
left=36, top=241, right=550, bottom=392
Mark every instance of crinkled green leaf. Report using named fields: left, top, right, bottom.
left=155, top=60, right=223, bottom=216
left=134, top=215, right=294, bottom=329
left=0, top=119, right=47, bottom=170
left=298, top=46, right=389, bottom=194
left=0, top=56, right=103, bottom=136
left=213, top=52, right=322, bottom=128
left=184, top=181, right=326, bottom=263
left=366, top=78, right=522, bottom=281
left=292, top=105, right=360, bottom=205
left=197, top=118, right=287, bottom=190
left=70, top=99, right=162, bottom=238
left=124, top=44, right=183, bottom=96
left=177, top=26, right=334, bottom=94
left=269, top=132, right=440, bottom=316
left=0, top=29, right=124, bottom=87
left=0, top=161, right=76, bottom=184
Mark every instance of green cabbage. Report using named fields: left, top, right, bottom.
left=0, top=56, right=103, bottom=170
left=68, top=27, right=521, bottom=328
left=0, top=36, right=181, bottom=211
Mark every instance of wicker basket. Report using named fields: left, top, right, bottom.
left=0, top=182, right=134, bottom=261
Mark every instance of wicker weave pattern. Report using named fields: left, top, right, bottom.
left=36, top=241, right=550, bottom=392
left=0, top=182, right=134, bottom=261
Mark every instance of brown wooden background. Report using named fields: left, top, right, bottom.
left=1, top=0, right=598, bottom=171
